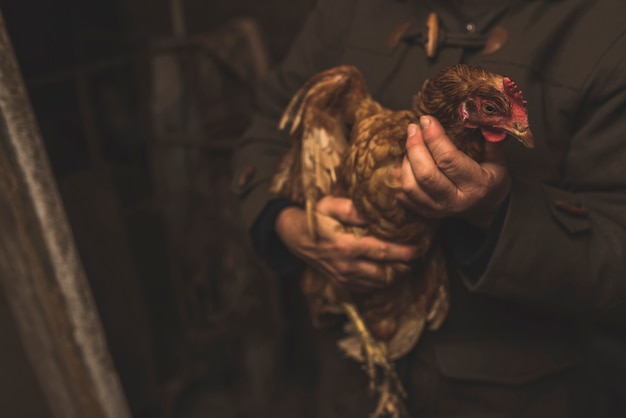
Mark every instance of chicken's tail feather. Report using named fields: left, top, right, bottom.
left=279, top=65, right=371, bottom=135
left=272, top=66, right=371, bottom=240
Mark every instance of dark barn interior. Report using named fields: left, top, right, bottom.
left=0, top=1, right=317, bottom=417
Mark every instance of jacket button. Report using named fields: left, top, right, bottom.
left=553, top=199, right=589, bottom=217
left=481, top=26, right=508, bottom=55
left=425, top=12, right=440, bottom=58
left=237, top=165, right=256, bottom=188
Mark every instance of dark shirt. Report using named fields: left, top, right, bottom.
left=251, top=198, right=305, bottom=276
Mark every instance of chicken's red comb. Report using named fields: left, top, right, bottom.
left=503, top=77, right=527, bottom=107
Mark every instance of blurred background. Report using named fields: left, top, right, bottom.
left=0, top=0, right=316, bottom=417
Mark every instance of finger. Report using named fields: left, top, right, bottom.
left=399, top=156, right=444, bottom=213
left=395, top=189, right=421, bottom=212
left=420, top=116, right=482, bottom=188
left=403, top=126, right=457, bottom=203
left=316, top=196, right=366, bottom=225
left=355, top=235, right=418, bottom=262
left=481, top=140, right=508, bottom=168
left=475, top=141, right=509, bottom=194
left=418, top=116, right=460, bottom=165
left=405, top=122, right=455, bottom=190
left=334, top=261, right=393, bottom=292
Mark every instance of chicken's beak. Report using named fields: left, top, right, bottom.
left=504, top=124, right=534, bottom=149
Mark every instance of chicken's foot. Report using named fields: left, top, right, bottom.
left=341, top=302, right=409, bottom=418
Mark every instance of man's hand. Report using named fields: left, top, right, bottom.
left=398, top=116, right=511, bottom=228
left=275, top=196, right=418, bottom=292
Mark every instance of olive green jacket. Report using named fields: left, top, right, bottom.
left=233, top=0, right=626, bottom=415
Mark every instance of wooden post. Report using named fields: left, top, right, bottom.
left=0, top=9, right=132, bottom=418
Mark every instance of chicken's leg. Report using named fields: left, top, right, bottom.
left=341, top=302, right=410, bottom=418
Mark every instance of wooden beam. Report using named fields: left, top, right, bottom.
left=0, top=9, right=132, bottom=418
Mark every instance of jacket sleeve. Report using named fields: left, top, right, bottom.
left=464, top=35, right=626, bottom=325
left=232, top=0, right=357, bottom=231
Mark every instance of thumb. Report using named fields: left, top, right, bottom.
left=481, top=140, right=508, bottom=166
left=316, top=196, right=367, bottom=226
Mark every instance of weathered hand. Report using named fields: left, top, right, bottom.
left=398, top=116, right=511, bottom=228
left=275, top=196, right=418, bottom=292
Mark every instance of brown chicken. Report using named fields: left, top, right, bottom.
left=270, top=64, right=533, bottom=417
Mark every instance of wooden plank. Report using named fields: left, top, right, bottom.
left=0, top=9, right=132, bottom=418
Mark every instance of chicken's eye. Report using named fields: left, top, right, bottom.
left=482, top=103, right=497, bottom=114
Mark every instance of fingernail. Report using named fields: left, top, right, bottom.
left=419, top=116, right=431, bottom=130
left=408, top=123, right=418, bottom=137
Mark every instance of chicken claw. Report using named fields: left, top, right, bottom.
left=342, top=302, right=410, bottom=418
